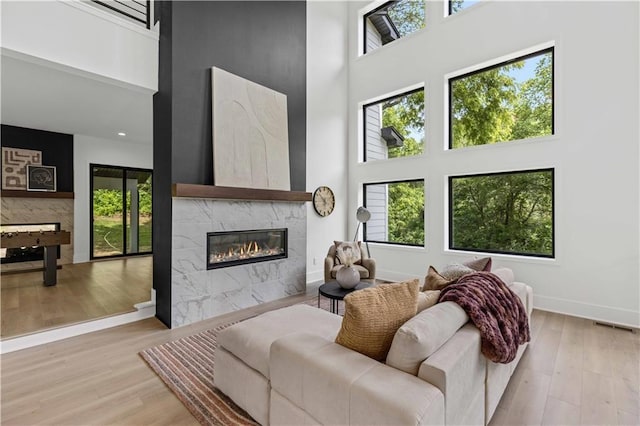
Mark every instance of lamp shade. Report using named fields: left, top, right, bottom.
left=356, top=206, right=371, bottom=223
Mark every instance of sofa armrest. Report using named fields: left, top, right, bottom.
left=271, top=332, right=444, bottom=426
left=418, top=324, right=486, bottom=426
left=324, top=255, right=335, bottom=282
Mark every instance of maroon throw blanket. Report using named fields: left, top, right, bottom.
left=438, top=272, right=530, bottom=363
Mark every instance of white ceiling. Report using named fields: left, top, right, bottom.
left=1, top=54, right=153, bottom=144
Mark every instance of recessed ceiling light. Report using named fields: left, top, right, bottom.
left=118, top=132, right=126, bottom=137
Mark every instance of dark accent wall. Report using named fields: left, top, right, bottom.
left=1, top=125, right=74, bottom=192
left=153, top=1, right=307, bottom=327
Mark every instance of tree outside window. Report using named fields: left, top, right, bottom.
left=450, top=169, right=554, bottom=257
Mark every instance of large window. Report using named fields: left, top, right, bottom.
left=364, top=180, right=425, bottom=246
left=364, top=0, right=425, bottom=54
left=449, top=48, right=554, bottom=149
left=449, top=169, right=554, bottom=257
left=91, top=164, right=152, bottom=259
left=363, top=88, right=424, bottom=162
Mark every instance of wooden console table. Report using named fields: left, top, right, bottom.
left=1, top=230, right=71, bottom=286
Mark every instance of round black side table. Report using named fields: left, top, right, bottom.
left=318, top=280, right=372, bottom=315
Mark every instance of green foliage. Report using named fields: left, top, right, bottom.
left=388, top=181, right=425, bottom=245
left=451, top=52, right=552, bottom=148
left=93, top=175, right=152, bottom=217
left=450, top=0, right=464, bottom=13
left=382, top=90, right=425, bottom=159
left=451, top=171, right=553, bottom=255
left=451, top=64, right=521, bottom=147
left=387, top=0, right=425, bottom=37
left=375, top=49, right=553, bottom=253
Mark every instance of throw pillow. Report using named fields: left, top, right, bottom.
left=463, top=257, right=492, bottom=272
left=335, top=279, right=420, bottom=361
left=417, top=290, right=441, bottom=313
left=423, top=266, right=455, bottom=291
left=334, top=240, right=362, bottom=265
left=440, top=263, right=475, bottom=280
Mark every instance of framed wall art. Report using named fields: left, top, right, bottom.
left=27, top=165, right=57, bottom=192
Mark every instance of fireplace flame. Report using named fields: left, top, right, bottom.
left=210, top=240, right=281, bottom=264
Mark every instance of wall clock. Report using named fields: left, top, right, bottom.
left=312, top=186, right=335, bottom=217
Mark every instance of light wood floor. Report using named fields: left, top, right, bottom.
left=1, top=257, right=152, bottom=338
left=1, top=298, right=638, bottom=425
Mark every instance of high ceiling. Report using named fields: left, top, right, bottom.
left=1, top=54, right=153, bottom=144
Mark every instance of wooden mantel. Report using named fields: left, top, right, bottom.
left=1, top=190, right=75, bottom=199
left=172, top=183, right=312, bottom=202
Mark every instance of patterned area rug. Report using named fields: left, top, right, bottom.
left=139, top=298, right=328, bottom=425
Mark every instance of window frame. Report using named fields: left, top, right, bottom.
left=362, top=0, right=425, bottom=55
left=448, top=47, right=555, bottom=150
left=448, top=168, right=555, bottom=258
left=362, top=87, right=425, bottom=163
left=363, top=178, right=425, bottom=247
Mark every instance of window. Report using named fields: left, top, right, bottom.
left=449, top=48, right=554, bottom=149
left=449, top=0, right=479, bottom=15
left=363, top=88, right=424, bottom=162
left=364, top=180, right=425, bottom=246
left=364, top=0, right=425, bottom=54
left=449, top=169, right=554, bottom=257
left=91, top=164, right=153, bottom=259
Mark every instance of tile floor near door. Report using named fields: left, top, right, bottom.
left=1, top=256, right=152, bottom=338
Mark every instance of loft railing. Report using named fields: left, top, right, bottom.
left=90, top=0, right=150, bottom=29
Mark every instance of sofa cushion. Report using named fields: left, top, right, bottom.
left=423, top=257, right=492, bottom=291
left=417, top=290, right=441, bottom=313
left=424, top=266, right=455, bottom=290
left=335, top=280, right=420, bottom=361
left=441, top=263, right=476, bottom=280
left=386, top=301, right=469, bottom=375
left=463, top=256, right=492, bottom=272
left=217, top=304, right=342, bottom=379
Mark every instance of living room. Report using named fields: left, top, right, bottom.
left=1, top=0, right=638, bottom=425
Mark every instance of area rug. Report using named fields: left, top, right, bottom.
left=139, top=298, right=327, bottom=425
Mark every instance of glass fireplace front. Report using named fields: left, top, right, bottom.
left=207, top=228, right=287, bottom=269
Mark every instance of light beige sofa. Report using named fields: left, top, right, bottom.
left=215, top=270, right=532, bottom=425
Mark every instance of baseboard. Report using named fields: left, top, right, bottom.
left=306, top=270, right=323, bottom=284
left=0, top=303, right=156, bottom=354
left=534, top=295, right=639, bottom=329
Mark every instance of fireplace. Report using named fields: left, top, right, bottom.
left=207, top=228, right=287, bottom=269
left=1, top=223, right=61, bottom=264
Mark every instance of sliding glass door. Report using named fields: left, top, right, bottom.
left=91, top=164, right=152, bottom=259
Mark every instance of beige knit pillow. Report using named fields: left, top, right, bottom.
left=335, top=280, right=420, bottom=361
left=417, top=290, right=441, bottom=313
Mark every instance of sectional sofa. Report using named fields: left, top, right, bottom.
left=214, top=268, right=533, bottom=425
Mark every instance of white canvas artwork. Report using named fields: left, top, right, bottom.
left=211, top=67, right=291, bottom=190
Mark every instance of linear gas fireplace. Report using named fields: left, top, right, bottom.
left=207, top=228, right=287, bottom=269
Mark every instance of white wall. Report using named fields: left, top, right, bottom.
left=0, top=0, right=158, bottom=91
left=346, top=1, right=639, bottom=327
left=73, top=135, right=153, bottom=263
left=306, top=1, right=350, bottom=282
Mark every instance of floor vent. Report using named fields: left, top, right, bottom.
left=593, top=321, right=636, bottom=333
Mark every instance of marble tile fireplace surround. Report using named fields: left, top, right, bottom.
left=171, top=185, right=310, bottom=328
